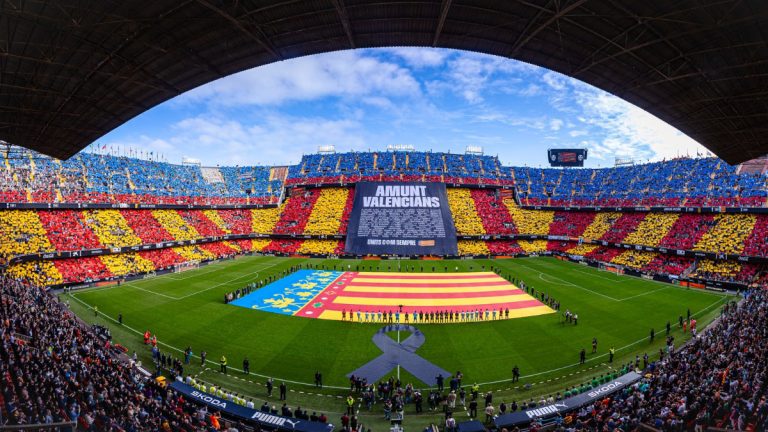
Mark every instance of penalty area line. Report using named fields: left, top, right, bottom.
left=512, top=260, right=622, bottom=301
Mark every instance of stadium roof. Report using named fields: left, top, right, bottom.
left=1, top=0, right=767, bottom=164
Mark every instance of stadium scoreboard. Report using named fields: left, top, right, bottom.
left=548, top=148, right=587, bottom=167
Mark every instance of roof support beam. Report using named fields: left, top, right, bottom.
left=507, top=0, right=586, bottom=57
left=195, top=0, right=283, bottom=61
left=432, top=0, right=452, bottom=47
left=330, top=0, right=356, bottom=49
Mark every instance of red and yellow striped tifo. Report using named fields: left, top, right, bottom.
left=295, top=271, right=554, bottom=321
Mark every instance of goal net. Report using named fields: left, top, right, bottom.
left=174, top=260, right=200, bottom=273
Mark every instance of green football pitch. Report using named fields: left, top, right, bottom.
left=63, top=255, right=733, bottom=427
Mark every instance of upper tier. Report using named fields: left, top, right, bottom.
left=2, top=150, right=766, bottom=207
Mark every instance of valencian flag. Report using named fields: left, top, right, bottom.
left=230, top=270, right=554, bottom=322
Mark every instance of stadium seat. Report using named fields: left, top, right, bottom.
left=151, top=210, right=201, bottom=241
left=83, top=210, right=144, bottom=247
left=0, top=210, right=55, bottom=259
left=504, top=199, right=554, bottom=235
left=621, top=213, right=679, bottom=246
left=303, top=188, right=350, bottom=235
left=610, top=250, right=658, bottom=269
left=457, top=240, right=490, bottom=255
left=693, top=214, right=757, bottom=254
left=447, top=188, right=487, bottom=235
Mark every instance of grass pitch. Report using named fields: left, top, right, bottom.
left=64, top=255, right=732, bottom=426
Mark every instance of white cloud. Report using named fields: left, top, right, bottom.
left=542, top=71, right=568, bottom=90
left=384, top=47, right=449, bottom=68
left=569, top=130, right=587, bottom=137
left=518, top=83, right=542, bottom=96
left=110, top=115, right=368, bottom=166
left=474, top=112, right=548, bottom=130
left=573, top=88, right=708, bottom=161
left=432, top=52, right=541, bottom=103
left=549, top=119, right=564, bottom=131
left=177, top=51, right=421, bottom=107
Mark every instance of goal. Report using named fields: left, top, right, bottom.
left=599, top=263, right=624, bottom=275
left=174, top=260, right=200, bottom=273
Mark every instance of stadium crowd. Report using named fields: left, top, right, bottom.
left=547, top=289, right=768, bottom=432
left=4, top=149, right=765, bottom=208
left=514, top=157, right=767, bottom=207
left=0, top=274, right=255, bottom=431
left=1, top=153, right=768, bottom=287
left=2, top=205, right=767, bottom=286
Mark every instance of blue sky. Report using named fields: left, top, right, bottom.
left=95, top=48, right=710, bottom=168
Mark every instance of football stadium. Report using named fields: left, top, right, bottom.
left=1, top=3, right=767, bottom=432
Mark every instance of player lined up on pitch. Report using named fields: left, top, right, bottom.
left=341, top=308, right=517, bottom=323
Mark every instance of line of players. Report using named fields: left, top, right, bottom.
left=341, top=308, right=518, bottom=323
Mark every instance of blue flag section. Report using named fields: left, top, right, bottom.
left=229, top=270, right=343, bottom=316
left=345, top=182, right=458, bottom=256
left=169, top=382, right=333, bottom=432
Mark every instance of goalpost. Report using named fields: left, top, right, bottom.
left=599, top=263, right=624, bottom=275
left=174, top=260, right=200, bottom=273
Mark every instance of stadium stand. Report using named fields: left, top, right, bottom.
left=564, top=243, right=601, bottom=257
left=273, top=189, right=321, bottom=235
left=517, top=240, right=549, bottom=254
left=2, top=150, right=766, bottom=209
left=457, top=239, right=490, bottom=255
left=504, top=200, right=554, bottom=235
left=151, top=210, right=201, bottom=241
left=555, top=290, right=767, bottom=431
left=0, top=275, right=234, bottom=430
left=83, top=210, right=143, bottom=248
left=743, top=215, right=768, bottom=257
left=0, top=210, right=54, bottom=259
left=3, top=205, right=768, bottom=286
left=38, top=210, right=103, bottom=251
left=1, top=150, right=281, bottom=205
left=548, top=211, right=596, bottom=238
left=610, top=250, right=659, bottom=270
left=513, top=157, right=767, bottom=207
left=3, top=149, right=768, bottom=432
left=296, top=239, right=342, bottom=255
left=178, top=210, right=228, bottom=237
left=1, top=150, right=768, bottom=288
left=54, top=256, right=114, bottom=283
left=598, top=213, right=646, bottom=243
left=447, top=188, right=487, bottom=235
left=139, top=248, right=186, bottom=270
left=5, top=261, right=62, bottom=286
left=100, top=252, right=155, bottom=277
left=216, top=209, right=253, bottom=235
left=470, top=189, right=515, bottom=235
left=485, top=240, right=525, bottom=255
left=121, top=210, right=175, bottom=243
left=642, top=255, right=694, bottom=277
left=693, top=214, right=757, bottom=255
left=263, top=238, right=304, bottom=254
left=251, top=207, right=282, bottom=234
left=303, top=188, right=351, bottom=235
